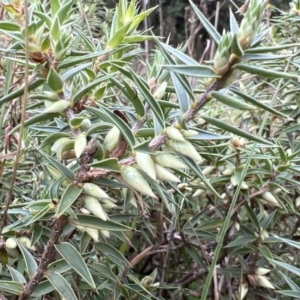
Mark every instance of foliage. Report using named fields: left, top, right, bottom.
left=1, top=0, right=300, bottom=299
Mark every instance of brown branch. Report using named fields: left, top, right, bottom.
left=18, top=215, right=68, bottom=300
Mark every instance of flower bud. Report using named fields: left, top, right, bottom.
left=222, top=167, right=234, bottom=175
left=120, top=166, right=157, bottom=198
left=135, top=151, right=156, bottom=180
left=51, top=137, right=71, bottom=152
left=166, top=127, right=185, bottom=142
left=255, top=268, right=271, bottom=276
left=86, top=228, right=99, bottom=241
left=100, top=230, right=110, bottom=238
left=101, top=198, right=118, bottom=209
left=237, top=0, right=266, bottom=49
left=84, top=195, right=108, bottom=221
left=181, top=129, right=199, bottom=138
left=214, top=32, right=234, bottom=75
left=19, top=236, right=36, bottom=251
left=82, top=183, right=110, bottom=199
left=153, top=81, right=167, bottom=99
left=168, top=140, right=203, bottom=163
left=192, top=189, right=206, bottom=197
left=262, top=191, right=280, bottom=206
left=74, top=132, right=87, bottom=158
left=103, top=126, right=121, bottom=153
left=154, top=164, right=180, bottom=183
left=5, top=237, right=17, bottom=249
left=44, top=100, right=69, bottom=113
left=153, top=152, right=188, bottom=170
left=202, top=166, right=215, bottom=176
left=254, top=275, right=275, bottom=289
left=238, top=281, right=249, bottom=300
left=80, top=119, right=92, bottom=130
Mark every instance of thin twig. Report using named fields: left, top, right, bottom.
left=18, top=215, right=68, bottom=300
left=0, top=0, right=30, bottom=235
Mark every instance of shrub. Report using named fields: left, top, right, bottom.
left=1, top=0, right=300, bottom=299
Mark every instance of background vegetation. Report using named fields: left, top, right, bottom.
left=1, top=0, right=300, bottom=299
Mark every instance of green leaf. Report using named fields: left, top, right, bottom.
left=58, top=49, right=112, bottom=70
left=0, top=281, right=24, bottom=295
left=95, top=242, right=129, bottom=269
left=62, top=62, right=92, bottom=82
left=55, top=184, right=82, bottom=217
left=176, top=152, right=221, bottom=198
left=87, top=106, right=136, bottom=148
left=230, top=87, right=289, bottom=118
left=171, top=72, right=189, bottom=112
left=37, top=149, right=75, bottom=180
left=46, top=272, right=77, bottom=300
left=244, top=204, right=260, bottom=231
left=130, top=69, right=165, bottom=128
left=69, top=215, right=132, bottom=231
left=17, top=240, right=38, bottom=279
left=271, top=260, right=300, bottom=276
left=10, top=113, right=60, bottom=134
left=55, top=242, right=96, bottom=288
left=72, top=73, right=113, bottom=103
left=235, top=64, right=299, bottom=79
left=89, top=158, right=120, bottom=171
left=277, top=291, right=300, bottom=297
left=47, top=252, right=93, bottom=274
left=272, top=236, right=300, bottom=250
left=7, top=266, right=26, bottom=284
left=0, top=21, right=21, bottom=31
left=47, top=67, right=63, bottom=92
left=40, top=132, right=71, bottom=149
left=159, top=42, right=199, bottom=66
left=32, top=280, right=55, bottom=297
left=245, top=43, right=298, bottom=53
left=106, top=22, right=132, bottom=49
left=201, top=116, right=274, bottom=145
left=129, top=6, right=158, bottom=30
left=25, top=204, right=52, bottom=226
left=189, top=0, right=221, bottom=44
left=229, top=9, right=239, bottom=34
left=133, top=141, right=155, bottom=154
left=211, top=91, right=255, bottom=110
left=89, top=263, right=120, bottom=283
left=163, top=65, right=219, bottom=78
left=0, top=78, right=45, bottom=106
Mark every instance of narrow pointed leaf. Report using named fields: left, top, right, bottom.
left=0, top=78, right=45, bottom=106
left=37, top=149, right=75, bottom=180
left=95, top=242, right=130, bottom=269
left=17, top=240, right=38, bottom=279
left=0, top=281, right=24, bottom=295
left=72, top=73, right=113, bottom=103
left=155, top=38, right=195, bottom=100
left=89, top=158, right=120, bottom=171
left=176, top=152, right=221, bottom=198
left=55, top=184, right=82, bottom=217
left=87, top=106, right=135, bottom=148
left=69, top=215, right=132, bottom=231
left=235, top=64, right=299, bottom=79
left=7, top=266, right=26, bottom=284
left=211, top=91, right=255, bottom=110
left=130, top=69, right=165, bottom=128
left=171, top=72, right=189, bottom=112
left=47, top=272, right=77, bottom=300
left=189, top=0, right=221, bottom=44
left=229, top=9, right=239, bottom=34
left=10, top=113, right=60, bottom=134
left=202, top=116, right=274, bottom=145
left=159, top=42, right=199, bottom=66
left=271, top=260, right=300, bottom=276
left=230, top=87, right=288, bottom=118
left=163, top=65, right=219, bottom=78
left=55, top=242, right=96, bottom=288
